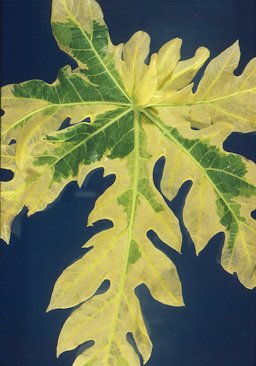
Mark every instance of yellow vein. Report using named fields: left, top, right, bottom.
left=148, top=86, right=256, bottom=107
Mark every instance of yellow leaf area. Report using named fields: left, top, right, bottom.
left=118, top=32, right=256, bottom=131
left=48, top=116, right=183, bottom=365
left=1, top=0, right=256, bottom=365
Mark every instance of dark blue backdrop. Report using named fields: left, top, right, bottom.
left=0, top=1, right=256, bottom=365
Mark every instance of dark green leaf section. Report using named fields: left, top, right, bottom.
left=118, top=182, right=164, bottom=218
left=117, top=122, right=165, bottom=219
left=117, top=183, right=164, bottom=218
left=216, top=199, right=242, bottom=249
left=52, top=20, right=128, bottom=103
left=33, top=108, right=133, bottom=183
left=168, top=127, right=255, bottom=194
left=162, top=127, right=256, bottom=194
left=137, top=126, right=165, bottom=213
left=138, top=179, right=163, bottom=213
left=162, top=125, right=256, bottom=250
left=127, top=240, right=142, bottom=269
left=117, top=191, right=134, bottom=218
left=12, top=66, right=121, bottom=105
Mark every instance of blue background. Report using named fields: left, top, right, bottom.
left=0, top=1, right=256, bottom=365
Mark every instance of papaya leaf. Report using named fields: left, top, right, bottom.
left=1, top=0, right=255, bottom=365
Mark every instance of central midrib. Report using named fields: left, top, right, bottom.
left=104, top=109, right=141, bottom=362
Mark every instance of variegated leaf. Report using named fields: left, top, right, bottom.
left=1, top=0, right=255, bottom=365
